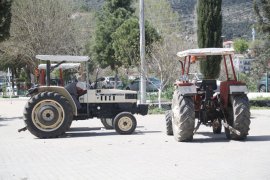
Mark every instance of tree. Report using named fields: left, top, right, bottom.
left=133, top=0, right=192, bottom=108
left=252, top=0, right=270, bottom=77
left=233, top=38, right=249, bottom=54
left=1, top=0, right=84, bottom=84
left=111, top=17, right=160, bottom=67
left=0, top=0, right=12, bottom=42
left=91, top=0, right=134, bottom=71
left=197, top=0, right=223, bottom=79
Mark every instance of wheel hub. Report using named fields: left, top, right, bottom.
left=118, top=117, right=132, bottom=131
left=37, top=105, right=59, bottom=125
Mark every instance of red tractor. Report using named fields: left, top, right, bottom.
left=166, top=48, right=250, bottom=142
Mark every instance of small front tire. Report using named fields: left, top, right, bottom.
left=165, top=110, right=173, bottom=136
left=113, top=112, right=137, bottom=134
left=212, top=118, right=222, bottom=134
left=101, top=118, right=114, bottom=129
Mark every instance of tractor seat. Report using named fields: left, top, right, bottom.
left=200, top=79, right=217, bottom=91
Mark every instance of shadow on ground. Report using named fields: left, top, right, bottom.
left=0, top=116, right=23, bottom=121
left=0, top=116, right=23, bottom=127
left=192, top=131, right=230, bottom=143
left=189, top=131, right=270, bottom=143
left=63, top=126, right=161, bottom=138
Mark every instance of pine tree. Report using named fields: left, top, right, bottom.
left=197, top=0, right=222, bottom=79
left=91, top=0, right=134, bottom=70
left=0, top=0, right=12, bottom=42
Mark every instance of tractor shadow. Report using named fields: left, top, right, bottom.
left=64, top=126, right=161, bottom=138
left=193, top=131, right=230, bottom=143
left=192, top=131, right=270, bottom=143
left=0, top=116, right=23, bottom=127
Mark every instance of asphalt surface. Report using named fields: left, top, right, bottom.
left=0, top=99, right=270, bottom=180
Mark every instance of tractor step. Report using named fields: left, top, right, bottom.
left=222, top=121, right=241, bottom=136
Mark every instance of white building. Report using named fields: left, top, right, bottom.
left=233, top=54, right=254, bottom=73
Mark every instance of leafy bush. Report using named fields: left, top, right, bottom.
left=233, top=39, right=249, bottom=54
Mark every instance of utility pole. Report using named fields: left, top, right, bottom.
left=139, top=0, right=146, bottom=103
left=252, top=27, right=256, bottom=41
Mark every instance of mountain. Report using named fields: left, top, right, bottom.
left=170, top=0, right=255, bottom=41
left=82, top=0, right=255, bottom=41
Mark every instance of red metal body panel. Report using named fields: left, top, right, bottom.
left=193, top=94, right=202, bottom=111
left=220, top=80, right=246, bottom=109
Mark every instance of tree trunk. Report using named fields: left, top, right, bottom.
left=158, top=88, right=162, bottom=109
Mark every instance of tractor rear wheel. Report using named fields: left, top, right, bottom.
left=165, top=110, right=173, bottom=136
left=225, top=95, right=250, bottom=140
left=23, top=92, right=73, bottom=138
left=101, top=118, right=114, bottom=129
left=172, top=91, right=195, bottom=142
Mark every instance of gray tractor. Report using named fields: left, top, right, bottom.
left=166, top=48, right=251, bottom=142
left=21, top=55, right=148, bottom=138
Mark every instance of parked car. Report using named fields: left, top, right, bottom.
left=257, top=73, right=270, bottom=92
left=0, top=76, right=7, bottom=92
left=6, top=85, right=17, bottom=92
left=125, top=77, right=161, bottom=92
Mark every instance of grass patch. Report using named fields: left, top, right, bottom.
left=250, top=106, right=270, bottom=110
left=1, top=95, right=19, bottom=98
left=148, top=106, right=166, bottom=114
left=250, top=96, right=270, bottom=101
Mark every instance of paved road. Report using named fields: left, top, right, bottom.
left=0, top=99, right=270, bottom=180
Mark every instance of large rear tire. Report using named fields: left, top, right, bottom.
left=165, top=110, right=173, bottom=136
left=23, top=92, right=73, bottom=138
left=172, top=90, right=195, bottom=142
left=225, top=95, right=250, bottom=140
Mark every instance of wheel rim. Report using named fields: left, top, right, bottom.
left=31, top=100, right=65, bottom=132
left=118, top=116, right=133, bottom=132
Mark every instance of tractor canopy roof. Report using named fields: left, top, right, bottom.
left=36, top=55, right=89, bottom=62
left=177, top=48, right=234, bottom=58
left=38, top=63, right=81, bottom=70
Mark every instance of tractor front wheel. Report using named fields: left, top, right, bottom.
left=212, top=118, right=222, bottom=134
left=165, top=110, right=173, bottom=135
left=225, top=95, right=250, bottom=140
left=113, top=112, right=137, bottom=134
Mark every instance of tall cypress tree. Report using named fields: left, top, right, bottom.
left=197, top=0, right=222, bottom=79
left=0, top=0, right=12, bottom=42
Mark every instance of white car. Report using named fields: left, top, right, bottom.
left=6, top=85, right=17, bottom=92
